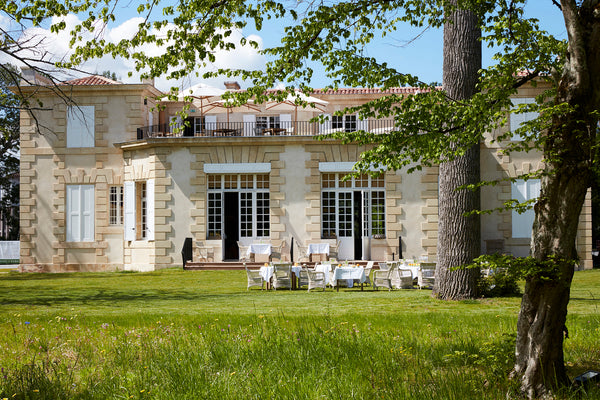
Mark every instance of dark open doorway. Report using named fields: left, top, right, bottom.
left=224, top=192, right=239, bottom=260
left=353, top=191, right=363, bottom=260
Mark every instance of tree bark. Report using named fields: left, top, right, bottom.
left=435, top=4, right=481, bottom=299
left=512, top=1, right=599, bottom=396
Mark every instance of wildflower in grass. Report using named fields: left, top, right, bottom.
left=24, top=321, right=30, bottom=325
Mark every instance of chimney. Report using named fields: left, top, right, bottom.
left=224, top=81, right=241, bottom=90
left=20, top=67, right=53, bottom=86
left=141, top=77, right=155, bottom=87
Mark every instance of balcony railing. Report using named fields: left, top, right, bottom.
left=136, top=119, right=396, bottom=140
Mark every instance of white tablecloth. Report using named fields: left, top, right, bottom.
left=400, top=263, right=421, bottom=279
left=247, top=243, right=272, bottom=257
left=331, top=266, right=366, bottom=287
left=314, top=264, right=333, bottom=285
left=259, top=265, right=303, bottom=282
left=307, top=243, right=330, bottom=256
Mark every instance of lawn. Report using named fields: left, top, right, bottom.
left=0, top=268, right=598, bottom=399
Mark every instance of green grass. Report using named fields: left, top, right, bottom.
left=0, top=268, right=598, bottom=399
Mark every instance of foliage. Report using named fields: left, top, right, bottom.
left=0, top=269, right=597, bottom=399
left=0, top=64, right=20, bottom=240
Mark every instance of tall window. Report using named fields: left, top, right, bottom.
left=207, top=174, right=270, bottom=240
left=66, top=185, right=95, bottom=242
left=332, top=115, right=358, bottom=132
left=256, top=116, right=280, bottom=130
left=137, top=182, right=147, bottom=240
left=512, top=179, right=540, bottom=238
left=320, top=173, right=385, bottom=239
left=510, top=98, right=538, bottom=141
left=123, top=180, right=154, bottom=241
left=66, top=106, right=95, bottom=147
left=109, top=186, right=123, bottom=225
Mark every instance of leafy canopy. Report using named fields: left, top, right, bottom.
left=5, top=0, right=577, bottom=180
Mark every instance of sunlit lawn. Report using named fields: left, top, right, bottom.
left=0, top=268, right=598, bottom=399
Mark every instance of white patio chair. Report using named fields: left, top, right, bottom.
left=373, top=263, right=396, bottom=291
left=363, top=261, right=374, bottom=286
left=295, top=241, right=310, bottom=263
left=307, top=269, right=326, bottom=292
left=272, top=262, right=292, bottom=290
left=271, top=239, right=286, bottom=262
left=378, top=262, right=389, bottom=271
left=418, top=262, right=436, bottom=289
left=237, top=241, right=250, bottom=262
left=329, top=240, right=341, bottom=260
left=194, top=241, right=213, bottom=262
left=245, top=263, right=264, bottom=290
left=397, top=268, right=414, bottom=289
left=297, top=267, right=309, bottom=289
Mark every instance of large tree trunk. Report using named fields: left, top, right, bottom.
left=513, top=126, right=591, bottom=398
left=512, top=1, right=599, bottom=396
left=435, top=4, right=481, bottom=299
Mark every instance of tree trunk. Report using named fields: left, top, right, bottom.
left=435, top=4, right=481, bottom=299
left=511, top=1, right=600, bottom=396
left=513, top=134, right=590, bottom=398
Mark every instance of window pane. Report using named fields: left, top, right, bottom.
left=256, top=174, right=269, bottom=189
left=208, top=175, right=221, bottom=189
left=224, top=174, right=237, bottom=189
left=371, top=191, right=386, bottom=236
left=240, top=193, right=253, bottom=237
left=109, top=186, right=123, bottom=225
left=240, top=174, right=253, bottom=189
left=256, top=192, right=270, bottom=237
left=207, top=192, right=222, bottom=239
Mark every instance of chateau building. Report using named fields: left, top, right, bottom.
left=17, top=73, right=592, bottom=272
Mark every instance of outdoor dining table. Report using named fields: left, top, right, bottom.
left=400, top=262, right=421, bottom=279
left=330, top=266, right=366, bottom=291
left=314, top=263, right=333, bottom=285
left=260, top=264, right=303, bottom=289
left=247, top=243, right=271, bottom=263
left=307, top=243, right=329, bottom=256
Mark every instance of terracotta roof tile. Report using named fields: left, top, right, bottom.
left=312, top=87, right=441, bottom=95
left=63, top=75, right=121, bottom=85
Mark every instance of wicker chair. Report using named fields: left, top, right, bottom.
left=297, top=267, right=310, bottom=289
left=307, top=269, right=326, bottom=292
left=396, top=268, right=414, bottom=289
left=295, top=241, right=310, bottom=263
left=329, top=240, right=341, bottom=260
left=373, top=263, right=396, bottom=291
left=245, top=263, right=264, bottom=290
left=418, top=262, right=436, bottom=289
left=272, top=262, right=292, bottom=290
left=194, top=241, right=214, bottom=262
left=237, top=241, right=250, bottom=262
left=363, top=261, right=374, bottom=286
left=271, top=239, right=286, bottom=262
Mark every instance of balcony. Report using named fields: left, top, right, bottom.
left=136, top=119, right=395, bottom=140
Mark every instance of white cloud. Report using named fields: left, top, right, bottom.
left=6, top=14, right=267, bottom=92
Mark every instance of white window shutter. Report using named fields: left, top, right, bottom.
left=320, top=113, right=331, bottom=134
left=279, top=113, right=292, bottom=133
left=67, top=106, right=95, bottom=148
left=66, top=186, right=81, bottom=242
left=243, top=114, right=256, bottom=136
left=124, top=181, right=136, bottom=241
left=205, top=115, right=217, bottom=131
left=146, top=179, right=155, bottom=241
left=81, top=185, right=95, bottom=241
left=511, top=179, right=540, bottom=238
left=510, top=98, right=537, bottom=140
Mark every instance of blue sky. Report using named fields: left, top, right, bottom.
left=3, top=2, right=567, bottom=91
